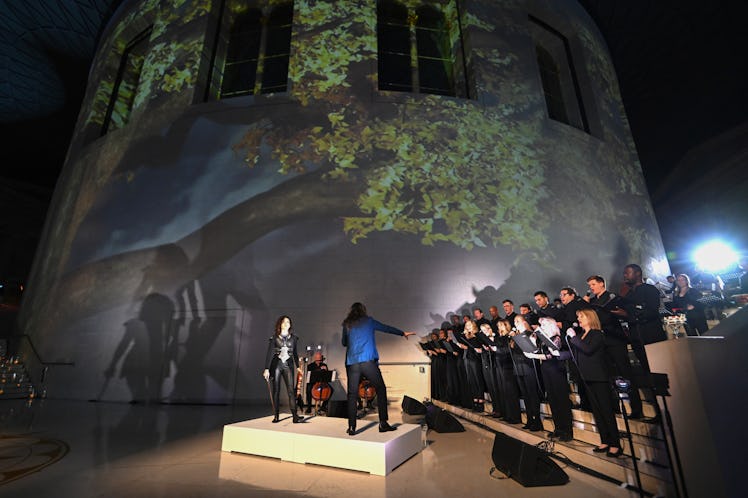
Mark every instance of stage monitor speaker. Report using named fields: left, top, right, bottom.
left=326, top=400, right=347, bottom=418
left=425, top=405, right=465, bottom=433
left=402, top=395, right=427, bottom=415
left=491, top=432, right=568, bottom=487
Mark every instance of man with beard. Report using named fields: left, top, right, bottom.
left=614, top=264, right=667, bottom=375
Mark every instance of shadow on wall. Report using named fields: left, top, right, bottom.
left=97, top=242, right=269, bottom=404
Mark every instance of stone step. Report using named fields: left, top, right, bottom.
left=435, top=400, right=674, bottom=497
left=0, top=359, right=35, bottom=400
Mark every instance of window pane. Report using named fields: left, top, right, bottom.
left=379, top=53, right=412, bottom=91
left=378, top=0, right=412, bottom=91
left=378, top=0, right=408, bottom=25
left=227, top=9, right=262, bottom=61
left=418, top=57, right=454, bottom=96
left=261, top=55, right=289, bottom=93
left=416, top=28, right=444, bottom=58
left=378, top=22, right=410, bottom=54
left=265, top=25, right=292, bottom=57
left=222, top=9, right=262, bottom=98
left=222, top=61, right=257, bottom=97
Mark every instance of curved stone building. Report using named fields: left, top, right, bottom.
left=20, top=0, right=668, bottom=403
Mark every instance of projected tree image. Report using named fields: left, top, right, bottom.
left=19, top=0, right=667, bottom=402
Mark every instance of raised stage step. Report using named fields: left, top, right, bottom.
left=222, top=413, right=422, bottom=476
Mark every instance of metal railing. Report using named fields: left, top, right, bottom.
left=12, top=334, right=74, bottom=398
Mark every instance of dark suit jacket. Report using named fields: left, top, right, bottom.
left=568, top=329, right=608, bottom=382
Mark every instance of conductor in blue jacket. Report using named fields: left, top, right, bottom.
left=342, top=302, right=415, bottom=435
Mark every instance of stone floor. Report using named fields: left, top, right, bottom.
left=0, top=398, right=645, bottom=497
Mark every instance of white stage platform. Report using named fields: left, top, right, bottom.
left=221, top=414, right=421, bottom=476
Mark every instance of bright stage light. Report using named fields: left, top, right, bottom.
left=693, top=240, right=738, bottom=273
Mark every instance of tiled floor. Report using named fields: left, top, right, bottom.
left=0, top=399, right=635, bottom=497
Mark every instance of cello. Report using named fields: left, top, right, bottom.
left=308, top=352, right=333, bottom=415
left=357, top=376, right=377, bottom=414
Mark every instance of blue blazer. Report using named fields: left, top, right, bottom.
left=342, top=317, right=404, bottom=365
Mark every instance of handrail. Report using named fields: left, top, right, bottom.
left=17, top=334, right=75, bottom=366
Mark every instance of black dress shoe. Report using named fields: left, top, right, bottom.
left=379, top=422, right=397, bottom=432
left=606, top=447, right=623, bottom=458
left=293, top=415, right=303, bottom=423
left=557, top=433, right=573, bottom=442
left=592, top=445, right=609, bottom=453
left=346, top=426, right=356, bottom=436
left=272, top=415, right=280, bottom=423
left=528, top=423, right=543, bottom=432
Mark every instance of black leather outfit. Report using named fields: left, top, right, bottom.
left=264, top=333, right=300, bottom=420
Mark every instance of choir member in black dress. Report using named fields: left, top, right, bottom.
left=478, top=323, right=503, bottom=417
left=462, top=320, right=487, bottom=412
left=567, top=309, right=622, bottom=457
left=495, top=320, right=522, bottom=423
left=512, top=315, right=543, bottom=431
left=536, top=317, right=573, bottom=441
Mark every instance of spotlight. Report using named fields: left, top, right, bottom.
left=693, top=240, right=738, bottom=273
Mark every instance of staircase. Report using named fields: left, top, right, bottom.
left=433, top=389, right=675, bottom=497
left=0, top=355, right=35, bottom=400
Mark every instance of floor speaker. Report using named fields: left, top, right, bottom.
left=425, top=405, right=465, bottom=433
left=401, top=395, right=427, bottom=415
left=326, top=400, right=347, bottom=418
left=491, top=432, right=568, bottom=487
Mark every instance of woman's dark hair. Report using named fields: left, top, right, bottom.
left=342, top=302, right=368, bottom=330
left=274, top=315, right=292, bottom=336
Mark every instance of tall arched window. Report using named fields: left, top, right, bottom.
left=529, top=16, right=588, bottom=132
left=103, top=26, right=152, bottom=134
left=535, top=45, right=567, bottom=124
left=377, top=1, right=463, bottom=97
left=377, top=1, right=411, bottom=93
left=219, top=2, right=293, bottom=98
left=415, top=5, right=453, bottom=96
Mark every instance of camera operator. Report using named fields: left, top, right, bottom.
left=612, top=264, right=667, bottom=377
left=583, top=275, right=644, bottom=419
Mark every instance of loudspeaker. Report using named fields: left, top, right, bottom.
left=425, top=405, right=465, bottom=433
left=401, top=395, right=427, bottom=415
left=491, top=432, right=568, bottom=487
left=326, top=400, right=347, bottom=418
